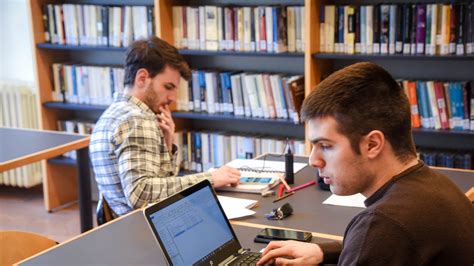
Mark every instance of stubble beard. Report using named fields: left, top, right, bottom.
left=144, top=84, right=160, bottom=114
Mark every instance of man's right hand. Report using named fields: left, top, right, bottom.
left=210, top=166, right=240, bottom=188
left=257, top=240, right=324, bottom=265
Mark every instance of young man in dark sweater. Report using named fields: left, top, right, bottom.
left=257, top=62, right=474, bottom=265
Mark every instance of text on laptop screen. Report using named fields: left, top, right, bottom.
left=149, top=186, right=234, bottom=265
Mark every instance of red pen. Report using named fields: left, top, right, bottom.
left=279, top=175, right=292, bottom=192
left=278, top=183, right=285, bottom=197
left=287, top=180, right=317, bottom=193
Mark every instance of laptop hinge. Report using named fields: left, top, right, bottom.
left=218, top=249, right=246, bottom=266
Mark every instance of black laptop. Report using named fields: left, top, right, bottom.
left=143, top=180, right=261, bottom=266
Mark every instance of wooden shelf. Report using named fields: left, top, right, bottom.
left=37, top=43, right=128, bottom=52
left=43, top=103, right=303, bottom=127
left=412, top=128, right=474, bottom=151
left=43, top=102, right=108, bottom=112
left=313, top=53, right=474, bottom=61
left=179, top=49, right=304, bottom=58
left=173, top=111, right=301, bottom=125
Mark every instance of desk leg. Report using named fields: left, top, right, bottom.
left=76, top=147, right=92, bottom=232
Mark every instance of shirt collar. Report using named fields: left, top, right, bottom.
left=114, top=92, right=155, bottom=115
left=364, top=161, right=425, bottom=207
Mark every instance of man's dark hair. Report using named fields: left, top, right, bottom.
left=301, top=62, right=416, bottom=162
left=124, top=36, right=191, bottom=86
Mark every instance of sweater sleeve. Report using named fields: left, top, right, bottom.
left=318, top=241, right=342, bottom=264
left=339, top=211, right=418, bottom=265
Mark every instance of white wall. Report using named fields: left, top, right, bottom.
left=0, top=0, right=35, bottom=83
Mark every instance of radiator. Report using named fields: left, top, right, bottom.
left=0, top=81, right=43, bottom=187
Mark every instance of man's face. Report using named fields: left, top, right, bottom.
left=143, top=66, right=180, bottom=114
left=308, top=117, right=374, bottom=196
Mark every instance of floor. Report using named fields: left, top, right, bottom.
left=0, top=185, right=96, bottom=242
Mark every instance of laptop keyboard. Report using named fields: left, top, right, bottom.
left=229, top=252, right=261, bottom=266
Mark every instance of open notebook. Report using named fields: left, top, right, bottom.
left=216, top=159, right=307, bottom=194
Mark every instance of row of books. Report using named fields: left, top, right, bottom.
left=320, top=3, right=474, bottom=55
left=400, top=80, right=473, bottom=131
left=177, top=71, right=304, bottom=123
left=57, top=119, right=95, bottom=159
left=172, top=5, right=305, bottom=53
left=418, top=149, right=472, bottom=170
left=175, top=131, right=305, bottom=172
left=42, top=4, right=155, bottom=47
left=51, top=63, right=125, bottom=104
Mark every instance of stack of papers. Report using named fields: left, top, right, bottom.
left=217, top=195, right=258, bottom=219
left=322, top=193, right=366, bottom=208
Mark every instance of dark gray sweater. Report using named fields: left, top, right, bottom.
left=320, top=162, right=474, bottom=265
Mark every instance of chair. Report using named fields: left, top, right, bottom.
left=0, top=230, right=57, bottom=266
left=96, top=194, right=116, bottom=226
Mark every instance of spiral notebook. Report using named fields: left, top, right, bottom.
left=216, top=159, right=307, bottom=194
left=225, top=159, right=307, bottom=174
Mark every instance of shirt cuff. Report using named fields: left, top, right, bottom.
left=171, top=144, right=178, bottom=155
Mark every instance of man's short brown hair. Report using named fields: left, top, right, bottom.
left=301, top=62, right=416, bottom=162
left=124, top=36, right=191, bottom=86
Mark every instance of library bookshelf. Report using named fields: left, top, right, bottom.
left=28, top=0, right=473, bottom=211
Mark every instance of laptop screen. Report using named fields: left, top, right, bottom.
left=145, top=181, right=241, bottom=265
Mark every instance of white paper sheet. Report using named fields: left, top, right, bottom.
left=225, top=159, right=307, bottom=174
left=217, top=195, right=257, bottom=219
left=322, top=193, right=366, bottom=208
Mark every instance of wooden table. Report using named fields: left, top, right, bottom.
left=0, top=127, right=92, bottom=232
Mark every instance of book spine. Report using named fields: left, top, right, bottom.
left=380, top=5, right=389, bottom=54
left=470, top=82, right=474, bottom=131
left=456, top=4, right=465, bottom=55
left=461, top=82, right=470, bottom=130
left=395, top=4, right=403, bottom=53
left=402, top=4, right=411, bottom=54
left=449, top=4, right=457, bottom=54
left=406, top=81, right=421, bottom=128
left=416, top=4, right=426, bottom=54
left=410, top=4, right=417, bottom=55
left=355, top=6, right=361, bottom=54
left=388, top=5, right=396, bottom=54
left=373, top=5, right=380, bottom=53
left=425, top=4, right=432, bottom=55
left=429, top=4, right=438, bottom=55
left=42, top=5, right=51, bottom=42
left=467, top=3, right=474, bottom=54
left=366, top=5, right=373, bottom=54
left=320, top=5, right=325, bottom=52
left=346, top=6, right=355, bottom=54
left=337, top=6, right=344, bottom=53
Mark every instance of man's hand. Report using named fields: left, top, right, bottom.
left=257, top=240, right=324, bottom=265
left=157, top=105, right=175, bottom=152
left=210, top=166, right=240, bottom=188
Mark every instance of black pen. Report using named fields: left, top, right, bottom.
left=273, top=192, right=295, bottom=203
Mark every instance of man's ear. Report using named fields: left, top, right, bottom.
left=134, top=68, right=150, bottom=89
left=362, top=130, right=385, bottom=159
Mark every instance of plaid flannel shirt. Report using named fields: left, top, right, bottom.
left=90, top=93, right=211, bottom=216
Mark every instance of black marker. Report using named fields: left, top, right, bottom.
left=285, top=140, right=294, bottom=184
